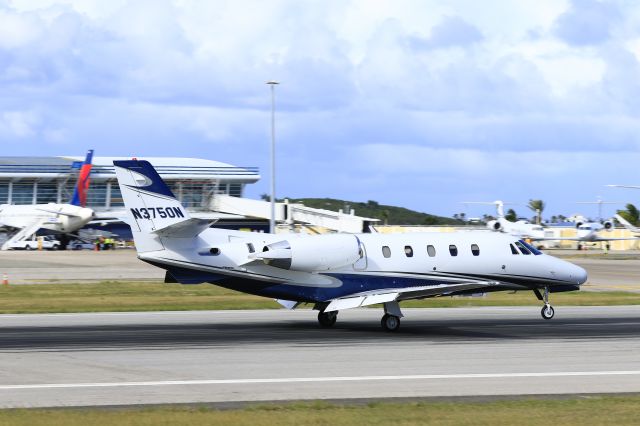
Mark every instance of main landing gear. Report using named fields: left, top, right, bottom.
left=381, top=301, right=403, bottom=332
left=381, top=313, right=400, bottom=332
left=317, top=310, right=338, bottom=328
left=315, top=301, right=404, bottom=331
left=534, top=287, right=555, bottom=320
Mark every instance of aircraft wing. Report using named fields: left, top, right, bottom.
left=615, top=214, right=640, bottom=233
left=532, top=236, right=639, bottom=242
left=323, top=280, right=510, bottom=313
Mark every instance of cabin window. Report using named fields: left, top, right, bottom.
left=382, top=246, right=391, bottom=258
left=246, top=243, right=255, bottom=253
left=471, top=244, right=480, bottom=256
left=404, top=245, right=414, bottom=257
left=514, top=241, right=531, bottom=255
left=510, top=244, right=519, bottom=255
left=449, top=244, right=458, bottom=256
left=520, top=239, right=543, bottom=255
left=427, top=245, right=436, bottom=257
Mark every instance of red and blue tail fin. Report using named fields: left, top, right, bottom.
left=70, top=149, right=94, bottom=207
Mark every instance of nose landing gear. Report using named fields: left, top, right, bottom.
left=534, top=287, right=555, bottom=320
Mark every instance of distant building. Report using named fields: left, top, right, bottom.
left=0, top=156, right=260, bottom=212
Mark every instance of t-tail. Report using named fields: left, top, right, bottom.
left=70, top=149, right=94, bottom=207
left=113, top=160, right=212, bottom=253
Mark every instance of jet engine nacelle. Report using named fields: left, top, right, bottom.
left=603, top=220, right=613, bottom=231
left=258, top=234, right=362, bottom=272
left=575, top=222, right=583, bottom=229
left=487, top=220, right=502, bottom=232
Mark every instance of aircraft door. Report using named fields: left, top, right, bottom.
left=353, top=239, right=368, bottom=270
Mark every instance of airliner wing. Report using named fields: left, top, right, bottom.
left=35, top=207, right=84, bottom=218
left=323, top=280, right=506, bottom=312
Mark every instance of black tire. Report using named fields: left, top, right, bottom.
left=318, top=311, right=337, bottom=328
left=51, top=245, right=59, bottom=251
left=25, top=245, right=34, bottom=251
left=541, top=305, right=555, bottom=320
left=381, top=314, right=401, bottom=332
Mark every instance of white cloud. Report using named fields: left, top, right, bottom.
left=2, top=0, right=640, bottom=216
left=0, top=110, right=39, bottom=138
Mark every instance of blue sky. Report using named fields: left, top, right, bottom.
left=1, top=0, right=640, bottom=219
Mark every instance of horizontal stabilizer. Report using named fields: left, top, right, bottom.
left=152, top=218, right=217, bottom=238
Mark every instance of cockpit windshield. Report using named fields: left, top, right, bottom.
left=519, top=239, right=543, bottom=255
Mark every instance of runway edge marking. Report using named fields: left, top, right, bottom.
left=2, top=371, right=640, bottom=390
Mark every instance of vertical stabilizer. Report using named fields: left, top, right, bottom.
left=113, top=160, right=191, bottom=252
left=70, top=149, right=94, bottom=207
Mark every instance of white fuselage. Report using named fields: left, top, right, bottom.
left=140, top=228, right=587, bottom=299
left=0, top=204, right=95, bottom=233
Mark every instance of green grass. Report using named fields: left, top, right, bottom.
left=2, top=396, right=640, bottom=425
left=0, top=281, right=639, bottom=314
left=0, top=281, right=281, bottom=313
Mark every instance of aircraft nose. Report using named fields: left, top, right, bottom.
left=570, top=263, right=588, bottom=285
left=577, top=265, right=588, bottom=285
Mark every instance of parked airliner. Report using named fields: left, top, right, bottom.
left=0, top=150, right=95, bottom=250
left=114, top=160, right=587, bottom=331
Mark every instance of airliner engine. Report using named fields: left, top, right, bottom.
left=603, top=220, right=614, bottom=230
left=257, top=234, right=362, bottom=272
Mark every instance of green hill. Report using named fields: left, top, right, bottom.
left=282, top=198, right=462, bottom=226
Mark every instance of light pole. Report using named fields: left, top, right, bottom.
left=266, top=80, right=279, bottom=234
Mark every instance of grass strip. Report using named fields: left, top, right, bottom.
left=1, top=396, right=640, bottom=425
left=0, top=281, right=639, bottom=314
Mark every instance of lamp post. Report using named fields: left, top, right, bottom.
left=266, top=80, right=279, bottom=234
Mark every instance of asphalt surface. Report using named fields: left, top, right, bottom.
left=0, top=306, right=639, bottom=408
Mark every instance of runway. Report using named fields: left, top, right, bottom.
left=0, top=306, right=639, bottom=408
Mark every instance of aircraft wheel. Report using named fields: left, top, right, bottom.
left=381, top=314, right=401, bottom=332
left=318, top=311, right=337, bottom=328
left=541, top=305, right=555, bottom=320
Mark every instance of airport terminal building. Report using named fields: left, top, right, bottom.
left=0, top=156, right=261, bottom=212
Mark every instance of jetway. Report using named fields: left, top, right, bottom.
left=210, top=195, right=379, bottom=233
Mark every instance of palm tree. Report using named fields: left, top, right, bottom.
left=617, top=203, right=640, bottom=226
left=505, top=208, right=517, bottom=222
left=381, top=209, right=390, bottom=226
left=527, top=199, right=545, bottom=224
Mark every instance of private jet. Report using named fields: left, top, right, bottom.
left=114, top=160, right=587, bottom=331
